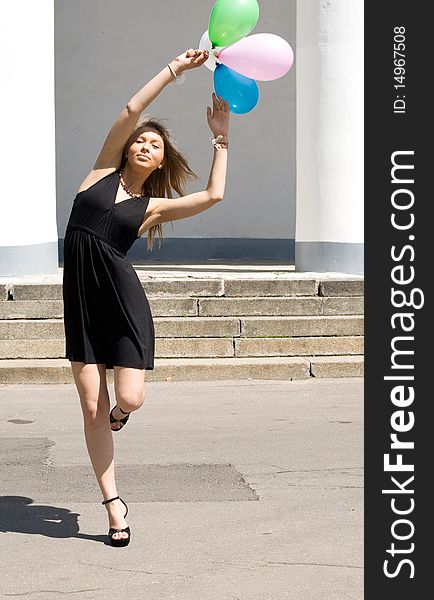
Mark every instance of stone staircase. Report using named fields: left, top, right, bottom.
left=0, top=265, right=364, bottom=383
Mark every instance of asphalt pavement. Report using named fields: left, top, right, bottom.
left=0, top=377, right=363, bottom=600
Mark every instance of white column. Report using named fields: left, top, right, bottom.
left=295, top=0, right=363, bottom=274
left=0, top=0, right=58, bottom=276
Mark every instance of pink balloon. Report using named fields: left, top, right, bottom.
left=217, top=33, right=294, bottom=81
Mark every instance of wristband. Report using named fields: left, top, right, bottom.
left=167, top=63, right=177, bottom=79
left=211, top=135, right=229, bottom=150
left=167, top=63, right=185, bottom=86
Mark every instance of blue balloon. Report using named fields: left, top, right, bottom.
left=213, top=64, right=259, bottom=114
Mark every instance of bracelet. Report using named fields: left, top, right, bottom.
left=167, top=63, right=177, bottom=79
left=167, top=63, right=186, bottom=86
left=211, top=135, right=229, bottom=150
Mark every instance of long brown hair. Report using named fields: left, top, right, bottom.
left=121, top=118, right=198, bottom=250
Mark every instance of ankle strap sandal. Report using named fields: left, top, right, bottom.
left=102, top=496, right=130, bottom=547
left=109, top=405, right=130, bottom=432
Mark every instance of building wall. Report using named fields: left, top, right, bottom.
left=0, top=0, right=58, bottom=277
left=55, top=0, right=295, bottom=261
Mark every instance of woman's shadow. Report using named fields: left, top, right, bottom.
left=0, top=496, right=110, bottom=544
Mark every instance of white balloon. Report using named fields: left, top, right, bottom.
left=198, top=30, right=221, bottom=71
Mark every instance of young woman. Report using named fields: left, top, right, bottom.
left=62, top=48, right=230, bottom=547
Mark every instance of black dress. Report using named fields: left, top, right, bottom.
left=62, top=170, right=155, bottom=370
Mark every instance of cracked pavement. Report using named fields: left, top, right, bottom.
left=0, top=378, right=363, bottom=600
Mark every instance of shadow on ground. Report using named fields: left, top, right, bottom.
left=0, top=496, right=108, bottom=544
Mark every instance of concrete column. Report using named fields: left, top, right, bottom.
left=0, top=0, right=58, bottom=277
left=295, top=0, right=363, bottom=274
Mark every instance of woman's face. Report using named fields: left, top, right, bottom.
left=127, top=128, right=165, bottom=171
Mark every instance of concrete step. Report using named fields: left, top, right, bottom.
left=0, top=272, right=364, bottom=381
left=0, top=335, right=363, bottom=360
left=0, top=355, right=364, bottom=384
left=309, top=355, right=365, bottom=378
left=5, top=280, right=224, bottom=301
left=0, top=295, right=364, bottom=319
left=234, top=336, right=363, bottom=357
left=0, top=301, right=64, bottom=320
left=0, top=298, right=199, bottom=319
left=0, top=315, right=364, bottom=340
left=197, top=296, right=363, bottom=316
left=239, top=315, right=363, bottom=337
left=2, top=277, right=363, bottom=301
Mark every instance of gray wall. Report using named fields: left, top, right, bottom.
left=55, top=0, right=295, bottom=260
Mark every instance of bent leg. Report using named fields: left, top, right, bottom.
left=111, top=366, right=146, bottom=428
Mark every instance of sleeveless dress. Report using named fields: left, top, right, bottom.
left=62, top=170, right=155, bottom=370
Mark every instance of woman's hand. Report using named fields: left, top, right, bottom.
left=169, top=49, right=209, bottom=76
left=207, top=93, right=230, bottom=138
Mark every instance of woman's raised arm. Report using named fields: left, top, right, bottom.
left=145, top=93, right=230, bottom=228
left=78, top=49, right=209, bottom=191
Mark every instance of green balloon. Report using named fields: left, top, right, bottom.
left=208, top=0, right=260, bottom=48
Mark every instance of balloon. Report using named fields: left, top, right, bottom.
left=198, top=30, right=222, bottom=72
left=213, top=64, right=259, bottom=115
left=217, top=34, right=294, bottom=81
left=208, top=0, right=260, bottom=48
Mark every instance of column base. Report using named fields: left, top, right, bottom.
left=0, top=242, right=58, bottom=277
left=295, top=241, right=363, bottom=274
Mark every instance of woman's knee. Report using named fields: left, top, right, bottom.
left=71, top=362, right=110, bottom=426
left=81, top=400, right=110, bottom=428
left=116, top=388, right=145, bottom=413
left=114, top=367, right=146, bottom=412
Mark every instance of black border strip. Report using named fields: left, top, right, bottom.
left=365, top=2, right=431, bottom=595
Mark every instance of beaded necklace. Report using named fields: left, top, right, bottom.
left=119, top=171, right=142, bottom=198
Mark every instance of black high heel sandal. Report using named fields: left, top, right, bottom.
left=102, top=495, right=131, bottom=547
left=109, top=405, right=130, bottom=431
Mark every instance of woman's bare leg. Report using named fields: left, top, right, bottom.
left=111, top=365, right=146, bottom=430
left=70, top=361, right=128, bottom=541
